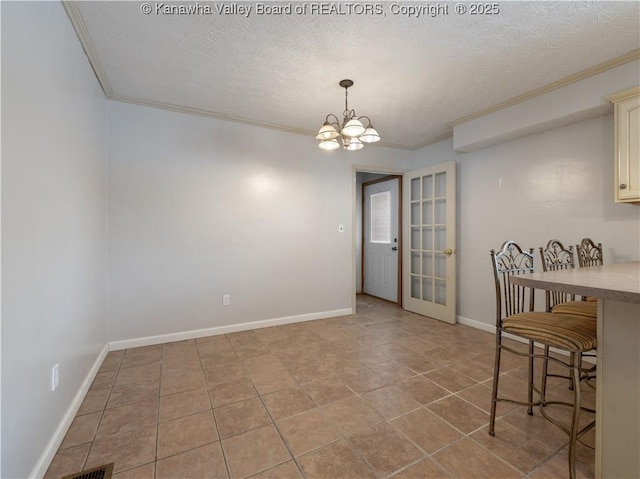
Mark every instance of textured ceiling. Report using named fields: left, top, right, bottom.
left=69, top=1, right=640, bottom=149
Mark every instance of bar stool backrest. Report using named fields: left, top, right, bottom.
left=576, top=238, right=603, bottom=268
left=490, top=240, right=536, bottom=324
left=539, top=239, right=578, bottom=308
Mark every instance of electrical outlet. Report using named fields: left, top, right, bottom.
left=222, top=294, right=230, bottom=306
left=51, top=364, right=59, bottom=391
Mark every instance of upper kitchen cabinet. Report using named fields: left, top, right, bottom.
left=606, top=87, right=640, bottom=203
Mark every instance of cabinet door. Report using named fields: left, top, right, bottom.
left=615, top=94, right=640, bottom=203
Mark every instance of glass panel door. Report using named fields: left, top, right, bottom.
left=403, top=162, right=456, bottom=323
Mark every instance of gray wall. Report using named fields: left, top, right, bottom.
left=407, top=114, right=640, bottom=329
left=107, top=102, right=408, bottom=343
left=1, top=2, right=108, bottom=477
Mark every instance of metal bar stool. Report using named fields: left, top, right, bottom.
left=539, top=239, right=597, bottom=390
left=489, top=240, right=597, bottom=479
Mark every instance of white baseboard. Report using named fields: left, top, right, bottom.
left=30, top=344, right=109, bottom=479
left=108, top=308, right=353, bottom=351
left=457, top=314, right=495, bottom=334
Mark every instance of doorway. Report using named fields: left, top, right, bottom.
left=352, top=162, right=457, bottom=323
left=362, top=175, right=401, bottom=304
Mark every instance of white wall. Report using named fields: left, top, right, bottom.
left=107, top=102, right=408, bottom=343
left=407, top=114, right=640, bottom=329
left=1, top=2, right=108, bottom=478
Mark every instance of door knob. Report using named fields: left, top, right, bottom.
left=443, top=248, right=454, bottom=256
left=391, top=246, right=398, bottom=251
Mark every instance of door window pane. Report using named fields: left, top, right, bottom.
left=411, top=227, right=420, bottom=250
left=422, top=200, right=433, bottom=225
left=435, top=279, right=447, bottom=305
left=435, top=253, right=446, bottom=279
left=422, top=175, right=433, bottom=199
left=411, top=203, right=420, bottom=226
left=423, top=227, right=433, bottom=251
left=411, top=252, right=421, bottom=274
left=422, top=278, right=433, bottom=302
left=411, top=276, right=421, bottom=299
left=411, top=178, right=420, bottom=201
left=435, top=199, right=446, bottom=225
left=435, top=172, right=446, bottom=197
left=370, top=191, right=391, bottom=243
left=422, top=253, right=433, bottom=276
left=435, top=225, right=446, bottom=251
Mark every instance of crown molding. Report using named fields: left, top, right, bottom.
left=110, top=94, right=318, bottom=136
left=449, top=49, right=640, bottom=128
left=62, top=1, right=113, bottom=97
left=110, top=95, right=414, bottom=150
left=604, top=85, right=640, bottom=103
left=410, top=131, right=454, bottom=151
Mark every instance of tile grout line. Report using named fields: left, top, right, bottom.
left=197, top=339, right=233, bottom=479
left=232, top=333, right=299, bottom=479
left=154, top=346, right=165, bottom=476
left=79, top=351, right=124, bottom=474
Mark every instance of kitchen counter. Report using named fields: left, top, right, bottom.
left=511, top=262, right=639, bottom=304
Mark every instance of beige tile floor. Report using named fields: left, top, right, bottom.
left=45, top=295, right=596, bottom=479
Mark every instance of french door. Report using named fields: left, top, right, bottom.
left=403, top=162, right=457, bottom=323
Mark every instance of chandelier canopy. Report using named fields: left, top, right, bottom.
left=316, top=79, right=380, bottom=151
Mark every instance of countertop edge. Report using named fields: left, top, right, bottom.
left=509, top=265, right=640, bottom=305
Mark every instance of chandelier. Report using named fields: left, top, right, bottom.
left=316, top=79, right=380, bottom=151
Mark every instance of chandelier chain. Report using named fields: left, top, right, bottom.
left=344, top=86, right=349, bottom=119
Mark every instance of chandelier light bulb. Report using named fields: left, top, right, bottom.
left=341, top=118, right=365, bottom=138
left=360, top=126, right=380, bottom=143
left=319, top=139, right=340, bottom=150
left=316, top=122, right=339, bottom=141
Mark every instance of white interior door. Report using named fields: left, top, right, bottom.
left=403, top=162, right=456, bottom=323
left=364, top=177, right=399, bottom=303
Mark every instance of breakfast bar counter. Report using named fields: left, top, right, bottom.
left=510, top=262, right=640, bottom=479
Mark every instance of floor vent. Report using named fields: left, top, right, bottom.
left=62, top=463, right=114, bottom=479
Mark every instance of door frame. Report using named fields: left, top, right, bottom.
left=351, top=165, right=406, bottom=314
left=361, top=175, right=402, bottom=305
